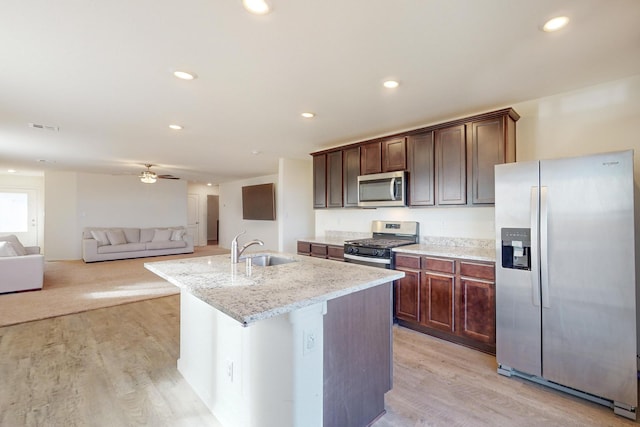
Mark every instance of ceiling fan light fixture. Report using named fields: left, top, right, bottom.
left=139, top=164, right=158, bottom=184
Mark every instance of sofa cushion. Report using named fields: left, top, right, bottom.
left=152, top=228, right=172, bottom=242
left=106, top=229, right=127, bottom=245
left=140, top=228, right=155, bottom=243
left=97, top=243, right=146, bottom=254
left=170, top=228, right=185, bottom=241
left=0, top=234, right=27, bottom=256
left=123, top=228, right=140, bottom=243
left=0, top=241, right=18, bottom=257
left=90, top=230, right=110, bottom=246
left=145, top=240, right=187, bottom=250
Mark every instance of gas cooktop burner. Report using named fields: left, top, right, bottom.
left=346, top=238, right=414, bottom=249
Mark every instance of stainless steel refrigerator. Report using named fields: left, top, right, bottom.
left=495, top=150, right=637, bottom=420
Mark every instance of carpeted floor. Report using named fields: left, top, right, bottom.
left=0, top=246, right=229, bottom=327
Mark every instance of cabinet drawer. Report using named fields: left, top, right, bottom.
left=327, top=245, right=344, bottom=260
left=423, top=257, right=455, bottom=274
left=311, top=244, right=328, bottom=258
left=297, top=241, right=311, bottom=254
left=395, top=254, right=421, bottom=270
left=460, top=261, right=495, bottom=281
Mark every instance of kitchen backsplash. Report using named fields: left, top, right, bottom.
left=325, top=230, right=371, bottom=240
left=421, top=236, right=494, bottom=249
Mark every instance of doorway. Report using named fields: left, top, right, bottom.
left=207, top=195, right=219, bottom=245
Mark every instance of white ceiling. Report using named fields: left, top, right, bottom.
left=1, top=0, right=639, bottom=183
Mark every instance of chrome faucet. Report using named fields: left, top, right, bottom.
left=231, top=230, right=264, bottom=263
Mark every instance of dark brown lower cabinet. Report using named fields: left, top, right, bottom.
left=297, top=241, right=344, bottom=261
left=394, top=253, right=496, bottom=354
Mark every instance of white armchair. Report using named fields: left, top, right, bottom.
left=0, top=245, right=44, bottom=294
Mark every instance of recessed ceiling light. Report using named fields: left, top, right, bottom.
left=383, top=80, right=399, bottom=89
left=251, top=150, right=261, bottom=155
left=542, top=16, right=569, bottom=32
left=207, top=183, right=212, bottom=187
left=243, top=0, right=270, bottom=15
left=7, top=169, right=16, bottom=173
left=173, top=70, right=197, bottom=80
left=169, top=124, right=183, bottom=130
left=301, top=112, right=315, bottom=118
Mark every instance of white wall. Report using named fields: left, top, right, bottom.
left=45, top=171, right=188, bottom=260
left=187, top=182, right=220, bottom=246
left=315, top=74, right=640, bottom=241
left=278, top=158, right=314, bottom=253
left=0, top=174, right=45, bottom=247
left=219, top=174, right=279, bottom=252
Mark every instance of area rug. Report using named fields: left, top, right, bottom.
left=0, top=246, right=229, bottom=327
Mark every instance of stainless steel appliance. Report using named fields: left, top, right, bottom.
left=344, top=220, right=419, bottom=269
left=495, top=150, right=637, bottom=420
left=357, top=171, right=407, bottom=207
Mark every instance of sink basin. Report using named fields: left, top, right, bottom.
left=240, top=254, right=297, bottom=267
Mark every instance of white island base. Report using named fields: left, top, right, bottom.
left=179, top=289, right=327, bottom=427
left=178, top=283, right=393, bottom=427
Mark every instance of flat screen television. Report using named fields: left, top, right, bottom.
left=242, top=183, right=276, bottom=220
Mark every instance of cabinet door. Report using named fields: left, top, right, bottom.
left=327, top=151, right=343, bottom=208
left=361, top=141, right=382, bottom=175
left=395, top=269, right=420, bottom=322
left=327, top=245, right=344, bottom=261
left=311, top=244, right=328, bottom=258
left=420, top=272, right=455, bottom=332
left=343, top=147, right=360, bottom=207
left=457, top=277, right=495, bottom=345
left=407, top=131, right=434, bottom=206
left=313, top=154, right=327, bottom=208
left=297, top=241, right=311, bottom=255
left=469, top=117, right=504, bottom=205
left=382, top=137, right=406, bottom=172
left=435, top=125, right=466, bottom=205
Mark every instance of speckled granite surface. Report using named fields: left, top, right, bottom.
left=298, top=231, right=370, bottom=246
left=145, top=252, right=403, bottom=326
left=393, top=243, right=496, bottom=262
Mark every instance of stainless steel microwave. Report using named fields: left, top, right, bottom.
left=357, top=171, right=407, bottom=207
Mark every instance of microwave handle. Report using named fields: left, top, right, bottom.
left=389, top=177, right=396, bottom=200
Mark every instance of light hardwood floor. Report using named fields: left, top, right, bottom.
left=0, top=295, right=637, bottom=426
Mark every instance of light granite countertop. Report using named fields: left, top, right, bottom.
left=145, top=252, right=403, bottom=326
left=393, top=244, right=496, bottom=262
left=297, top=236, right=348, bottom=246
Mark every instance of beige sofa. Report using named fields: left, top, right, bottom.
left=0, top=234, right=44, bottom=294
left=82, top=226, right=194, bottom=262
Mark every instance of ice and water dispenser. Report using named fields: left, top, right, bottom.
left=501, top=228, right=531, bottom=270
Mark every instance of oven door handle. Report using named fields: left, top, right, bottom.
left=344, top=254, right=391, bottom=265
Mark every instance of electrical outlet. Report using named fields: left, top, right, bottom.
left=226, top=360, right=234, bottom=382
left=303, top=330, right=316, bottom=355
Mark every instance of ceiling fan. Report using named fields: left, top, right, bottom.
left=139, top=164, right=180, bottom=183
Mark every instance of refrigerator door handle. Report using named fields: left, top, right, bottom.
left=530, top=187, right=541, bottom=307
left=540, top=186, right=550, bottom=308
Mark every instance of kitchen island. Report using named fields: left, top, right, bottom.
left=145, top=252, right=404, bottom=427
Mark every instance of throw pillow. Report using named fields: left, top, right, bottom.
left=152, top=229, right=172, bottom=242
left=90, top=230, right=110, bottom=246
left=0, top=234, right=27, bottom=256
left=106, top=229, right=127, bottom=245
left=0, top=241, right=18, bottom=257
left=170, top=229, right=185, bottom=241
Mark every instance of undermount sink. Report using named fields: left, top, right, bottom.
left=240, top=254, right=297, bottom=267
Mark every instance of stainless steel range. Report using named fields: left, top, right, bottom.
left=344, top=221, right=419, bottom=269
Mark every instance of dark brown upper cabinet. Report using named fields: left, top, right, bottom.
left=326, top=151, right=343, bottom=208
left=360, top=141, right=382, bottom=175
left=343, top=147, right=360, bottom=207
left=468, top=115, right=517, bottom=205
left=310, top=108, right=519, bottom=209
left=313, top=154, right=326, bottom=208
left=382, top=137, right=407, bottom=172
left=407, top=131, right=434, bottom=206
left=435, top=125, right=467, bottom=205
